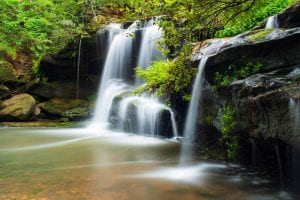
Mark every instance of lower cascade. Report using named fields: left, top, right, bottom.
left=90, top=20, right=178, bottom=138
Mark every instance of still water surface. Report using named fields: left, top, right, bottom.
left=0, top=128, right=292, bottom=199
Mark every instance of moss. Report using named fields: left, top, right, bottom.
left=0, top=60, right=16, bottom=83
left=248, top=29, right=274, bottom=42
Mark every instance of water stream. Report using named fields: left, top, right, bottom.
left=76, top=39, right=82, bottom=99
left=0, top=128, right=290, bottom=199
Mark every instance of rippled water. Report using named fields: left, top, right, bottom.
left=0, top=128, right=292, bottom=199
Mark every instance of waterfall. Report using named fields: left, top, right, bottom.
left=180, top=57, right=209, bottom=164
left=266, top=15, right=279, bottom=29
left=289, top=98, right=300, bottom=197
left=76, top=39, right=82, bottom=99
left=90, top=20, right=179, bottom=138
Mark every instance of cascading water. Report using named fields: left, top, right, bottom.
left=90, top=20, right=179, bottom=138
left=92, top=22, right=138, bottom=124
left=136, top=97, right=165, bottom=136
left=76, top=39, right=82, bottom=99
left=266, top=15, right=279, bottom=28
left=180, top=57, right=209, bottom=164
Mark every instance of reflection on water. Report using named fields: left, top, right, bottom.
left=0, top=127, right=293, bottom=199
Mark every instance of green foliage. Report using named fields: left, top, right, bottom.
left=220, top=103, right=238, bottom=160
left=135, top=45, right=196, bottom=100
left=0, top=0, right=83, bottom=72
left=213, top=62, right=263, bottom=90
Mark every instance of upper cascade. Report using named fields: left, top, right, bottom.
left=265, top=15, right=279, bottom=29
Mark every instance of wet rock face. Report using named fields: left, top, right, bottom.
left=191, top=28, right=300, bottom=83
left=231, top=67, right=300, bottom=145
left=0, top=94, right=36, bottom=121
left=30, top=78, right=99, bottom=99
left=277, top=3, right=300, bottom=28
left=39, top=34, right=106, bottom=81
left=255, top=2, right=300, bottom=29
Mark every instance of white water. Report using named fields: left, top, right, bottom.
left=180, top=57, right=209, bottom=164
left=266, top=15, right=279, bottom=29
left=76, top=39, right=82, bottom=99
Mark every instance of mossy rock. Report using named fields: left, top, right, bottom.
left=247, top=29, right=275, bottom=42
left=0, top=60, right=16, bottom=83
left=62, top=106, right=90, bottom=118
left=0, top=85, right=11, bottom=99
left=40, top=98, right=86, bottom=115
left=0, top=94, right=36, bottom=120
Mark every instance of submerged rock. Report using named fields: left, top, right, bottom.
left=0, top=94, right=36, bottom=121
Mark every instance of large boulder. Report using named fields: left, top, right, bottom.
left=191, top=28, right=300, bottom=83
left=0, top=94, right=36, bottom=121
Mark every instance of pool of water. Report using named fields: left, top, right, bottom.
left=0, top=127, right=293, bottom=199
